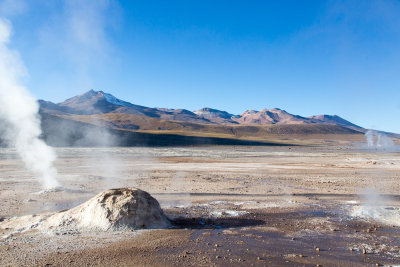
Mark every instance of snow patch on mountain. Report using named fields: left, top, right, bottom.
left=101, top=91, right=133, bottom=107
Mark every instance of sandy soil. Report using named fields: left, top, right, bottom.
left=0, top=144, right=400, bottom=266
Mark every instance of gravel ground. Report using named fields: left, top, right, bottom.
left=1, top=145, right=399, bottom=266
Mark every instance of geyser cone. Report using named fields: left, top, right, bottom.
left=44, top=188, right=170, bottom=231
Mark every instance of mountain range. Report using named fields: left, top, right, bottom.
left=39, top=90, right=362, bottom=130
left=35, top=90, right=371, bottom=146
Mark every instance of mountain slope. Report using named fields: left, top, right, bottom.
left=39, top=90, right=365, bottom=132
left=41, top=90, right=213, bottom=124
left=58, top=90, right=160, bottom=116
left=32, top=90, right=372, bottom=147
left=39, top=113, right=274, bottom=147
left=57, top=112, right=361, bottom=137
left=193, top=108, right=239, bottom=124
left=308, top=115, right=362, bottom=130
left=233, top=108, right=314, bottom=125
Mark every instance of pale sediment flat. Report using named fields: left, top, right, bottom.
left=0, top=145, right=399, bottom=266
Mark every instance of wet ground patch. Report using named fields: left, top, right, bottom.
left=171, top=216, right=265, bottom=229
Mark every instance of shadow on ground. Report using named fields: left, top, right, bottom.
left=171, top=216, right=265, bottom=229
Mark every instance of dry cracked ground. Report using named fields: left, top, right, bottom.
left=0, top=144, right=400, bottom=266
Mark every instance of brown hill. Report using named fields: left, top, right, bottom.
left=57, top=113, right=362, bottom=139
left=193, top=107, right=239, bottom=124
left=41, top=90, right=212, bottom=124
left=39, top=113, right=282, bottom=147
left=39, top=90, right=363, bottom=130
left=34, top=90, right=370, bottom=146
left=233, top=108, right=315, bottom=125
left=308, top=115, right=362, bottom=131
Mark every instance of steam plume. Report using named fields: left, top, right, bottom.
left=365, top=129, right=395, bottom=149
left=351, top=188, right=400, bottom=227
left=0, top=18, right=59, bottom=189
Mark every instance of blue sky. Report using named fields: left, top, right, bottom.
left=1, top=0, right=400, bottom=132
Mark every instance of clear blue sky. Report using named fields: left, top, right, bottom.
left=1, top=0, right=400, bottom=132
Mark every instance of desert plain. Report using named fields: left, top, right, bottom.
left=0, top=138, right=400, bottom=266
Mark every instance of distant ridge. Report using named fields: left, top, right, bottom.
left=193, top=107, right=239, bottom=124
left=233, top=108, right=312, bottom=125
left=308, top=115, right=362, bottom=131
left=35, top=89, right=372, bottom=143
left=40, top=90, right=211, bottom=124
left=31, top=90, right=376, bottom=147
left=39, top=90, right=363, bottom=130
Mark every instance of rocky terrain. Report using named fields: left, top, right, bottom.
left=0, top=144, right=400, bottom=266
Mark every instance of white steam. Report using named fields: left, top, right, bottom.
left=0, top=18, right=59, bottom=189
left=37, top=0, right=120, bottom=92
left=364, top=129, right=395, bottom=149
left=351, top=188, right=400, bottom=226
